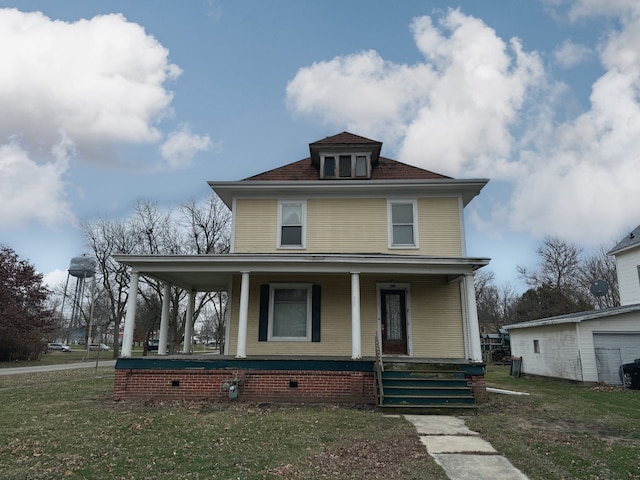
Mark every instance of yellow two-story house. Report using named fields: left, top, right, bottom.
left=114, top=132, right=490, bottom=410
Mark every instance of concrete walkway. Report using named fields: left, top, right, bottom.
left=404, top=415, right=529, bottom=480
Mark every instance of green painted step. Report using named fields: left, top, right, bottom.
left=382, top=370, right=467, bottom=380
left=382, top=394, right=475, bottom=405
left=383, top=386, right=472, bottom=397
left=378, top=404, right=478, bottom=415
left=375, top=362, right=478, bottom=412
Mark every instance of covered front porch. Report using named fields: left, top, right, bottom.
left=114, top=253, right=488, bottom=362
left=113, top=253, right=488, bottom=409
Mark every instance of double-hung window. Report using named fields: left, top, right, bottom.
left=278, top=201, right=305, bottom=248
left=269, top=284, right=312, bottom=341
left=388, top=200, right=418, bottom=248
left=259, top=283, right=321, bottom=342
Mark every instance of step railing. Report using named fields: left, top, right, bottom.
left=374, top=333, right=384, bottom=405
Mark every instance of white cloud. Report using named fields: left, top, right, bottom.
left=506, top=8, right=640, bottom=244
left=286, top=8, right=543, bottom=178
left=0, top=9, right=181, bottom=154
left=160, top=124, right=213, bottom=169
left=0, top=8, right=184, bottom=229
left=0, top=141, right=73, bottom=228
left=286, top=6, right=640, bottom=247
left=43, top=268, right=69, bottom=289
left=554, top=40, right=592, bottom=68
left=567, top=0, right=640, bottom=20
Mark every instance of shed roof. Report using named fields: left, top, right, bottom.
left=504, top=303, right=640, bottom=330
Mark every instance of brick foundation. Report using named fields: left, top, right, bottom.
left=114, top=368, right=376, bottom=404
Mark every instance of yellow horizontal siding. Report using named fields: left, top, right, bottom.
left=227, top=273, right=465, bottom=359
left=419, top=197, right=462, bottom=256
left=233, top=196, right=462, bottom=256
left=233, top=199, right=278, bottom=253
left=228, top=274, right=355, bottom=356
left=306, top=198, right=388, bottom=253
left=409, top=277, right=464, bottom=357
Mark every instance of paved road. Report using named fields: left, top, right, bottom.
left=0, top=360, right=116, bottom=376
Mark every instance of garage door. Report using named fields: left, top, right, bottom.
left=593, top=333, right=640, bottom=385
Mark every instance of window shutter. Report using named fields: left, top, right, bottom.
left=312, top=284, right=321, bottom=342
left=258, top=284, right=269, bottom=341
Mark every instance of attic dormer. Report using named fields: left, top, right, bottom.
left=309, top=132, right=382, bottom=180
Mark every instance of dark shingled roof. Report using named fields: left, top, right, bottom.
left=244, top=156, right=451, bottom=181
left=609, top=224, right=640, bottom=255
left=244, top=131, right=451, bottom=181
left=310, top=131, right=381, bottom=146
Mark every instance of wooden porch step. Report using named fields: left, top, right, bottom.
left=378, top=404, right=478, bottom=415
left=382, top=370, right=467, bottom=380
left=382, top=394, right=475, bottom=405
left=383, top=386, right=473, bottom=397
left=375, top=362, right=477, bottom=412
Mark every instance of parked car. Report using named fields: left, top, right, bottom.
left=47, top=343, right=71, bottom=352
left=89, top=343, right=110, bottom=351
left=619, top=359, right=640, bottom=389
left=147, top=340, right=169, bottom=351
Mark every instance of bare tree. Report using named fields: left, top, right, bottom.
left=84, top=193, right=232, bottom=356
left=475, top=270, right=517, bottom=331
left=577, top=244, right=620, bottom=309
left=83, top=216, right=137, bottom=358
left=517, top=236, right=583, bottom=295
left=180, top=193, right=231, bottom=254
left=514, top=236, right=622, bottom=321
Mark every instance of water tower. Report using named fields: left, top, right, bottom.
left=60, top=255, right=97, bottom=340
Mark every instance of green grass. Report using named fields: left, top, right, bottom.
left=1, top=345, right=217, bottom=368
left=0, top=348, right=140, bottom=368
left=0, top=369, right=445, bottom=480
left=3, top=365, right=639, bottom=479
left=466, top=366, right=640, bottom=480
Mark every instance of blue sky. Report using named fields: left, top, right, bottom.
left=1, top=0, right=639, bottom=292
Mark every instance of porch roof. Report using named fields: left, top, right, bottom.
left=114, top=253, right=490, bottom=292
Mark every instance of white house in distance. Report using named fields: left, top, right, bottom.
left=505, top=225, right=640, bottom=385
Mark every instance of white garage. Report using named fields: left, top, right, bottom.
left=505, top=304, right=640, bottom=385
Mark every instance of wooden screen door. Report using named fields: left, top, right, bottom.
left=380, top=289, right=408, bottom=354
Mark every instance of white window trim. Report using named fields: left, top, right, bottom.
left=387, top=199, right=419, bottom=249
left=320, top=153, right=371, bottom=179
left=277, top=200, right=306, bottom=249
left=268, top=283, right=312, bottom=342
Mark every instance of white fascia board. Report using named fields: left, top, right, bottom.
left=504, top=303, right=640, bottom=330
left=114, top=253, right=489, bottom=275
left=209, top=179, right=489, bottom=208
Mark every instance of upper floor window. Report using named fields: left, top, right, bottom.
left=388, top=200, right=418, bottom=248
left=320, top=154, right=370, bottom=179
left=278, top=201, right=305, bottom=248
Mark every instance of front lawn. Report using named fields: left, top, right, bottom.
left=466, top=365, right=640, bottom=479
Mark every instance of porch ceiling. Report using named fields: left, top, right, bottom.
left=113, top=253, right=490, bottom=292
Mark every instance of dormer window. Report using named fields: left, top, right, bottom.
left=320, top=154, right=371, bottom=179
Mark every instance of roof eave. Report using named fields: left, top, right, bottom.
left=209, top=178, right=489, bottom=208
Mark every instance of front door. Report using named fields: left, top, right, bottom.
left=380, top=289, right=408, bottom=354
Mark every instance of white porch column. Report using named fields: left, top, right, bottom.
left=236, top=272, right=250, bottom=358
left=158, top=283, right=171, bottom=356
left=183, top=291, right=195, bottom=354
left=121, top=271, right=139, bottom=358
left=351, top=272, right=362, bottom=360
left=464, top=273, right=483, bottom=362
